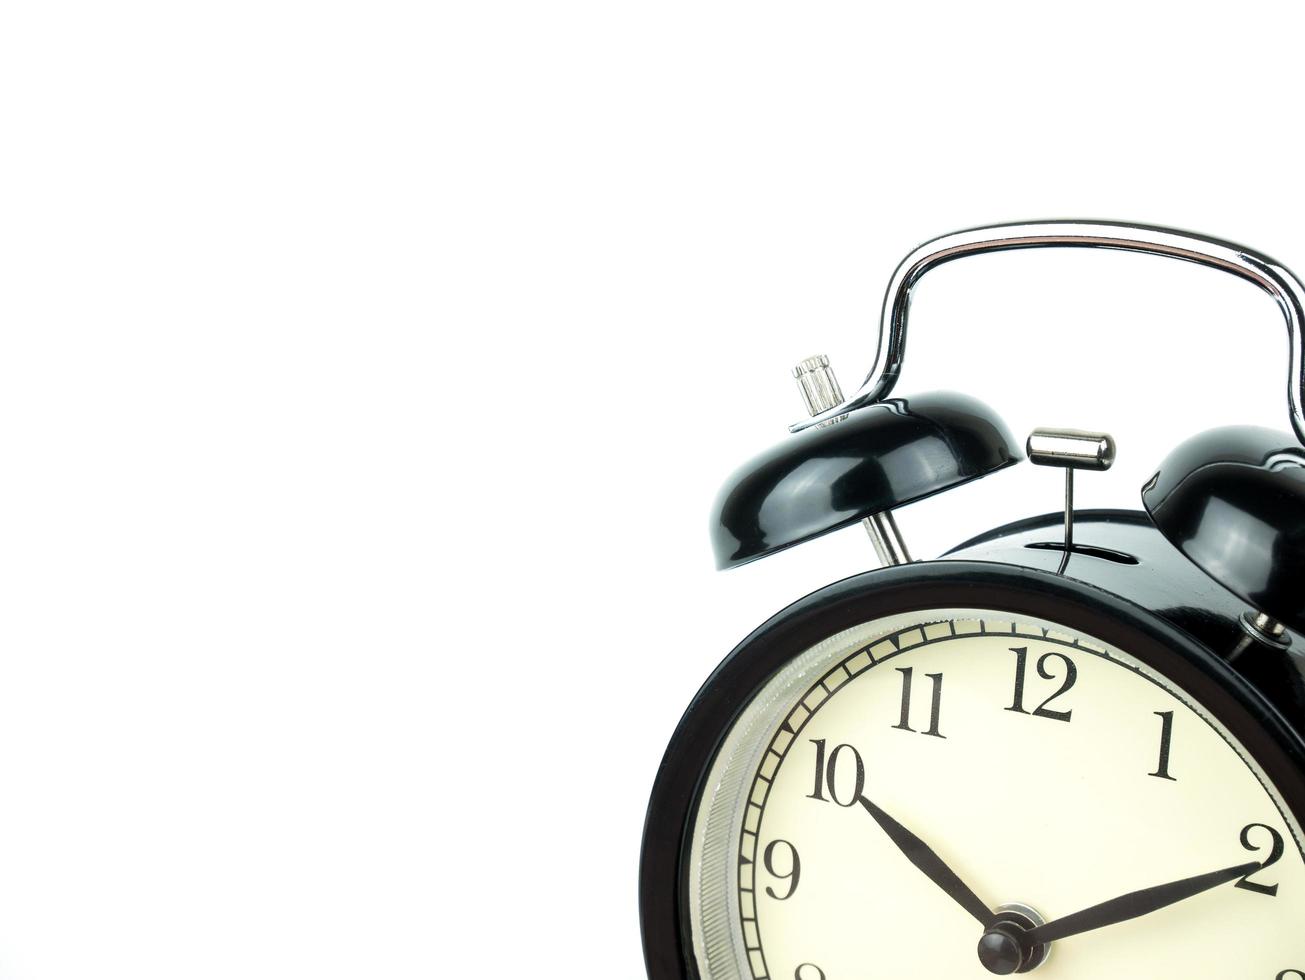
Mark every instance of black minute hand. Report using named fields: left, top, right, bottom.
left=1025, top=860, right=1261, bottom=945
left=857, top=795, right=992, bottom=926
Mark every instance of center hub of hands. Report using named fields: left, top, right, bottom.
left=977, top=904, right=1049, bottom=975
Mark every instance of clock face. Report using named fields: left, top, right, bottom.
left=686, top=608, right=1305, bottom=980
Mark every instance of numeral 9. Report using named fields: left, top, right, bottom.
left=763, top=840, right=801, bottom=901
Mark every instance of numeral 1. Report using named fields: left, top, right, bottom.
left=892, top=666, right=945, bottom=738
left=1149, top=710, right=1177, bottom=780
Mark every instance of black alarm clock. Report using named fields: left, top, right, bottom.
left=639, top=221, right=1305, bottom=979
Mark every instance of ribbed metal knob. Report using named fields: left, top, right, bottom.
left=793, top=354, right=845, bottom=417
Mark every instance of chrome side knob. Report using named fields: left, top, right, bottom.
left=793, top=355, right=845, bottom=417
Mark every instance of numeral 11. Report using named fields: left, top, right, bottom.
left=893, top=666, right=945, bottom=738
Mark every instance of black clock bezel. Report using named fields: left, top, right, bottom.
left=638, top=560, right=1305, bottom=980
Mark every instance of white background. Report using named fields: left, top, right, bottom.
left=2, top=2, right=1304, bottom=977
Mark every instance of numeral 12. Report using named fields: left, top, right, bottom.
left=1006, top=647, right=1076, bottom=722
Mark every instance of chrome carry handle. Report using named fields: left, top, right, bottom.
left=791, top=220, right=1305, bottom=445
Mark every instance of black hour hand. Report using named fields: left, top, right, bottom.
left=857, top=795, right=992, bottom=927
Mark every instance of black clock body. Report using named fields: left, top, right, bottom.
left=644, top=219, right=1305, bottom=979
left=639, top=509, right=1305, bottom=980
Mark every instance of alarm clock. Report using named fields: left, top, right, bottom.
left=639, top=221, right=1305, bottom=979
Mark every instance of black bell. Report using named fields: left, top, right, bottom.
left=710, top=391, right=1022, bottom=569
left=1142, top=427, right=1305, bottom=634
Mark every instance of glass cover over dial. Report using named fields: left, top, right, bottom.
left=687, top=609, right=1305, bottom=979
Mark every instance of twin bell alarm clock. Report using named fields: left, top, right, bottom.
left=639, top=221, right=1305, bottom=979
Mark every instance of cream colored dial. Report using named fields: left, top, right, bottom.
left=687, top=610, right=1305, bottom=980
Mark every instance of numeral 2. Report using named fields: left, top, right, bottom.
left=1237, top=823, right=1284, bottom=896
left=892, top=666, right=945, bottom=738
left=1006, top=647, right=1076, bottom=722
